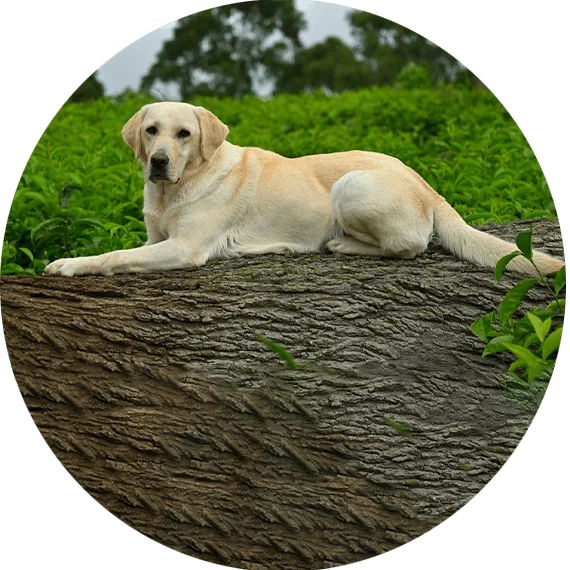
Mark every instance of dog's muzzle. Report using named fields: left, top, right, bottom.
left=149, top=152, right=170, bottom=181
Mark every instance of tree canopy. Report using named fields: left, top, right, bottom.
left=348, top=11, right=477, bottom=86
left=140, top=1, right=481, bottom=99
left=274, top=36, right=375, bottom=94
left=141, top=0, right=306, bottom=98
left=69, top=72, right=105, bottom=103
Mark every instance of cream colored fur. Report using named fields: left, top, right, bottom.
left=45, top=102, right=564, bottom=277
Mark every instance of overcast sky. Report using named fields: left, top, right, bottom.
left=97, top=0, right=354, bottom=97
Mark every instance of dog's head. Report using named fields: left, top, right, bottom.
left=122, top=102, right=229, bottom=184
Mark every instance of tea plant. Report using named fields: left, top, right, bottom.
left=471, top=228, right=565, bottom=383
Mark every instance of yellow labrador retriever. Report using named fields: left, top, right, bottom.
left=45, top=102, right=563, bottom=276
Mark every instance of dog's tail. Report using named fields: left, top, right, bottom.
left=433, top=200, right=564, bottom=275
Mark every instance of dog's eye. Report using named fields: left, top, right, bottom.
left=146, top=126, right=158, bottom=135
left=177, top=129, right=191, bottom=138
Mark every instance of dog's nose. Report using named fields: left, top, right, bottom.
left=150, top=153, right=169, bottom=169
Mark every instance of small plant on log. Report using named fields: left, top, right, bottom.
left=255, top=333, right=298, bottom=370
left=471, top=228, right=565, bottom=383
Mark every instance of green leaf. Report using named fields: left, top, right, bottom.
left=516, top=229, right=533, bottom=260
left=513, top=315, right=535, bottom=342
left=508, top=359, right=526, bottom=374
left=487, top=328, right=506, bottom=339
left=30, top=217, right=67, bottom=242
left=555, top=265, right=566, bottom=295
left=1, top=263, right=26, bottom=275
left=19, top=247, right=34, bottom=262
left=33, top=258, right=49, bottom=273
left=482, top=335, right=513, bottom=357
left=21, top=190, right=48, bottom=206
left=545, top=299, right=565, bottom=313
left=471, top=318, right=487, bottom=342
left=542, top=328, right=563, bottom=360
left=69, top=218, right=106, bottom=229
left=541, top=318, right=552, bottom=340
left=471, top=311, right=494, bottom=342
left=383, top=417, right=408, bottom=436
left=494, top=251, right=521, bottom=282
left=523, top=333, right=540, bottom=349
left=255, top=334, right=297, bottom=370
left=526, top=313, right=551, bottom=343
left=2, top=240, right=17, bottom=256
left=527, top=362, right=547, bottom=383
left=502, top=342, right=541, bottom=366
left=522, top=210, right=551, bottom=220
left=503, top=342, right=546, bottom=383
left=497, top=278, right=538, bottom=324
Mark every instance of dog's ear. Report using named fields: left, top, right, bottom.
left=195, top=107, right=229, bottom=160
left=122, top=106, right=148, bottom=163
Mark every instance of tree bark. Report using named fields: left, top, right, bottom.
left=1, top=218, right=564, bottom=570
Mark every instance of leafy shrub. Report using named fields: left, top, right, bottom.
left=394, top=63, right=433, bottom=89
left=471, top=228, right=565, bottom=383
left=3, top=87, right=557, bottom=275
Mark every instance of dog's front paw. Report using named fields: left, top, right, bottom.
left=44, top=258, right=79, bottom=276
left=44, top=257, right=102, bottom=276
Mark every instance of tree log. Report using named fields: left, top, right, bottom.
left=1, top=218, right=564, bottom=570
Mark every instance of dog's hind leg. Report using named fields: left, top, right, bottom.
left=329, top=170, right=434, bottom=260
left=326, top=236, right=384, bottom=256
left=326, top=235, right=419, bottom=259
left=231, top=242, right=308, bottom=256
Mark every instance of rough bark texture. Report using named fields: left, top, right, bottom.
left=1, top=219, right=564, bottom=570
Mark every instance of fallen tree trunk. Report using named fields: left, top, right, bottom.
left=1, top=218, right=564, bottom=570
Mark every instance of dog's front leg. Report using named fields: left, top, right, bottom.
left=44, top=239, right=207, bottom=276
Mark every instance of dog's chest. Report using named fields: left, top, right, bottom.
left=143, top=183, right=170, bottom=236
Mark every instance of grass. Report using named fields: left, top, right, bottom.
left=2, top=86, right=557, bottom=275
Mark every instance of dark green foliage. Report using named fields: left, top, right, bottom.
left=472, top=229, right=565, bottom=384
left=348, top=11, right=479, bottom=86
left=3, top=96, right=149, bottom=274
left=141, top=3, right=482, bottom=97
left=141, top=0, right=305, bottom=98
left=69, top=72, right=105, bottom=103
left=394, top=63, right=434, bottom=89
left=275, top=36, right=375, bottom=94
left=2, top=87, right=557, bottom=275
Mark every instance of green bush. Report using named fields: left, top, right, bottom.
left=2, top=87, right=557, bottom=275
left=394, top=63, right=433, bottom=89
left=472, top=228, right=565, bottom=384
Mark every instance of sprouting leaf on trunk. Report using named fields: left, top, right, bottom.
left=255, top=334, right=297, bottom=370
left=383, top=417, right=408, bottom=436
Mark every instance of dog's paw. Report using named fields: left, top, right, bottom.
left=44, top=258, right=77, bottom=276
left=325, top=238, right=346, bottom=253
left=44, top=258, right=100, bottom=276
